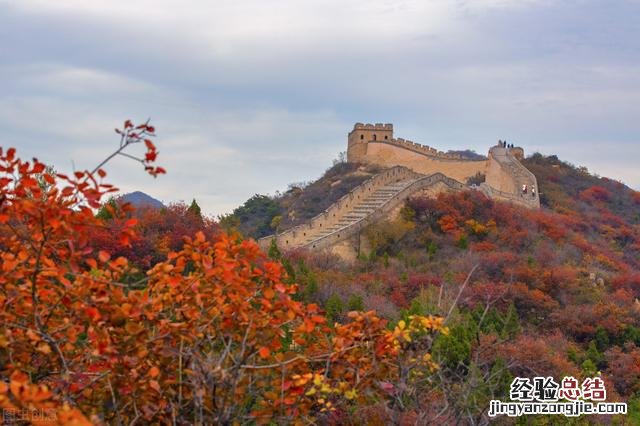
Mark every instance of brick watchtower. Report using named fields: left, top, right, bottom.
left=347, top=123, right=393, bottom=163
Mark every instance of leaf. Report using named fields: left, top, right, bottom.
left=258, top=346, right=270, bottom=359
left=21, top=177, right=38, bottom=188
left=6, top=148, right=16, bottom=161
left=98, top=250, right=111, bottom=263
left=36, top=342, right=52, bottom=354
left=302, top=319, right=315, bottom=333
left=125, top=322, right=144, bottom=335
left=263, top=288, right=275, bottom=299
left=32, top=162, right=45, bottom=173
left=85, top=307, right=101, bottom=321
left=149, top=366, right=160, bottom=378
left=125, top=218, right=138, bottom=227
left=311, top=315, right=326, bottom=324
left=149, top=380, right=161, bottom=393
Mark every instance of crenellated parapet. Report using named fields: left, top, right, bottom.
left=347, top=122, right=468, bottom=164
left=389, top=137, right=463, bottom=160
left=351, top=123, right=394, bottom=131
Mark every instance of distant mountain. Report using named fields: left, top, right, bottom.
left=119, top=191, right=164, bottom=209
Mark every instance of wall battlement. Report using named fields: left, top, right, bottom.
left=348, top=123, right=466, bottom=162
left=388, top=137, right=462, bottom=160
left=351, top=123, right=394, bottom=132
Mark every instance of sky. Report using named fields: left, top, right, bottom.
left=1, top=0, right=639, bottom=215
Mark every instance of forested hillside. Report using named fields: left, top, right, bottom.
left=3, top=130, right=638, bottom=424
left=226, top=153, right=640, bottom=423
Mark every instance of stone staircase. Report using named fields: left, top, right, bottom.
left=258, top=167, right=468, bottom=252
left=297, top=178, right=419, bottom=246
left=258, top=166, right=423, bottom=251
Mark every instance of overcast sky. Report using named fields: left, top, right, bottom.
left=2, top=0, right=639, bottom=215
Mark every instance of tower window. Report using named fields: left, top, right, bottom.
left=373, top=134, right=377, bottom=141
left=360, top=135, right=364, bottom=140
left=384, top=135, right=388, bottom=140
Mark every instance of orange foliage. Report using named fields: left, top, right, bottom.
left=0, top=132, right=447, bottom=423
left=438, top=214, right=459, bottom=234
left=0, top=371, right=90, bottom=425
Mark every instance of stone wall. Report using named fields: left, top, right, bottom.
left=259, top=171, right=467, bottom=252
left=346, top=123, right=537, bottom=206
left=362, top=142, right=487, bottom=183
left=303, top=173, right=466, bottom=251
left=257, top=123, right=540, bottom=257
left=347, top=123, right=486, bottom=182
left=257, top=166, right=421, bottom=251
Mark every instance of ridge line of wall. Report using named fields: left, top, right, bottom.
left=369, top=140, right=485, bottom=162
left=257, top=165, right=421, bottom=249
left=487, top=146, right=540, bottom=208
left=303, top=173, right=466, bottom=251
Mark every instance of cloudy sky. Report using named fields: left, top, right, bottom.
left=2, top=0, right=639, bottom=215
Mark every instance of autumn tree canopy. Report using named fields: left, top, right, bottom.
left=0, top=122, right=448, bottom=425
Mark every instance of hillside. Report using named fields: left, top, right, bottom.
left=5, top=138, right=638, bottom=424
left=226, top=153, right=640, bottom=423
left=220, top=162, right=384, bottom=238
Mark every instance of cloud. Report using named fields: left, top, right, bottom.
left=0, top=0, right=638, bottom=214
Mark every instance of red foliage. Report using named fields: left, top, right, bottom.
left=605, top=344, right=640, bottom=396
left=470, top=240, right=496, bottom=252
left=509, top=282, right=559, bottom=314
left=501, top=332, right=580, bottom=378
left=579, top=185, right=612, bottom=203
left=611, top=272, right=640, bottom=297
left=92, top=203, right=220, bottom=269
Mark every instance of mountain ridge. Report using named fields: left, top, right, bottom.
left=119, top=191, right=164, bottom=209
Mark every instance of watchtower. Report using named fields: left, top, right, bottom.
left=347, top=123, right=393, bottom=163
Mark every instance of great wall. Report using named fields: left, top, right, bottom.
left=259, top=123, right=539, bottom=258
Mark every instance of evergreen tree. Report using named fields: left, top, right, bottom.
left=325, top=294, right=344, bottom=324
left=96, top=197, right=118, bottom=221
left=187, top=198, right=202, bottom=218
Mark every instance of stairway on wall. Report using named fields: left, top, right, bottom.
left=260, top=150, right=540, bottom=253
left=298, top=178, right=420, bottom=247
left=489, top=146, right=540, bottom=208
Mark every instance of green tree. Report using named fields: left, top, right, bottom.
left=270, top=215, right=282, bottom=232
left=427, top=241, right=438, bottom=260
left=230, top=194, right=281, bottom=238
left=457, top=234, right=469, bottom=250
left=96, top=197, right=118, bottom=221
left=325, top=294, right=344, bottom=324
left=347, top=294, right=364, bottom=312
left=187, top=198, right=202, bottom=218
